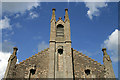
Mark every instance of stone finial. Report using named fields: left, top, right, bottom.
left=13, top=47, right=18, bottom=55
left=51, top=8, right=56, bottom=22
left=52, top=8, right=56, bottom=11
left=65, top=8, right=68, bottom=11
left=102, top=48, right=107, bottom=55
left=102, top=48, right=106, bottom=51
left=64, top=8, right=70, bottom=22
left=58, top=17, right=62, bottom=20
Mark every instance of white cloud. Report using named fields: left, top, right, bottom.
left=84, top=1, right=108, bottom=20
left=38, top=41, right=49, bottom=52
left=104, top=29, right=118, bottom=51
left=102, top=29, right=119, bottom=62
left=0, top=16, right=11, bottom=30
left=0, top=51, right=11, bottom=79
left=0, top=2, right=40, bottom=30
left=29, top=12, right=39, bottom=19
left=2, top=2, right=40, bottom=15
left=0, top=51, right=19, bottom=79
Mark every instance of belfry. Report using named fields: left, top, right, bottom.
left=49, top=8, right=73, bottom=78
left=4, top=8, right=115, bottom=79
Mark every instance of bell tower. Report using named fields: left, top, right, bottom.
left=48, top=8, right=73, bottom=78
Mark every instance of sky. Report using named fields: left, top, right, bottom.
left=0, top=1, right=119, bottom=79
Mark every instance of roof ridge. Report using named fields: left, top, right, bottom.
left=72, top=48, right=102, bottom=66
left=18, top=48, right=49, bottom=65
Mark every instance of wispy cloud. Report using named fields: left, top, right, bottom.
left=0, top=2, right=40, bottom=30
left=2, top=2, right=40, bottom=15
left=38, top=41, right=49, bottom=52
left=101, top=29, right=119, bottom=62
left=29, top=12, right=39, bottom=19
left=0, top=16, right=11, bottom=30
left=83, top=0, right=108, bottom=20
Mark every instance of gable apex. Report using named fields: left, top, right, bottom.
left=56, top=18, right=64, bottom=26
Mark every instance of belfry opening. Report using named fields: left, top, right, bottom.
left=56, top=24, right=64, bottom=37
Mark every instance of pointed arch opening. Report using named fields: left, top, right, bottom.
left=57, top=46, right=63, bottom=55
left=56, top=24, right=64, bottom=37
left=85, top=69, right=90, bottom=75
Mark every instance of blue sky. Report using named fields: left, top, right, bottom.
left=0, top=2, right=119, bottom=78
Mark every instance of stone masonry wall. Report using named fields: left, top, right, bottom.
left=14, top=48, right=49, bottom=78
left=72, top=49, right=105, bottom=78
left=8, top=48, right=107, bottom=78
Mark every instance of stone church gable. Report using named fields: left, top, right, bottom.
left=15, top=48, right=49, bottom=78
left=14, top=48, right=105, bottom=78
left=72, top=48, right=105, bottom=78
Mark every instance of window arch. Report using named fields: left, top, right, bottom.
left=85, top=69, right=90, bottom=75
left=58, top=46, right=63, bottom=55
left=56, top=24, right=64, bottom=37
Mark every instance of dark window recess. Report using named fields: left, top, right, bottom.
left=85, top=69, right=90, bottom=75
left=56, top=24, right=64, bottom=37
left=58, top=49, right=63, bottom=55
left=30, top=69, right=36, bottom=75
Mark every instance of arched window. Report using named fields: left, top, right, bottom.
left=85, top=69, right=90, bottom=75
left=58, top=49, right=63, bottom=55
left=28, top=65, right=36, bottom=80
left=56, top=24, right=64, bottom=37
left=58, top=46, right=63, bottom=55
left=30, top=69, right=36, bottom=75
left=29, top=69, right=36, bottom=80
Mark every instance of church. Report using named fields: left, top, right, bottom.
left=4, top=8, right=115, bottom=79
